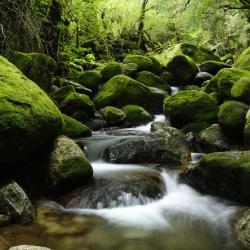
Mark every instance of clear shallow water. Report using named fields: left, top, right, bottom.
left=0, top=114, right=245, bottom=250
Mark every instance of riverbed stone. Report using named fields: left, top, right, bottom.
left=218, top=100, right=249, bottom=140
left=180, top=151, right=250, bottom=205
left=122, top=105, right=153, bottom=126
left=163, top=90, right=218, bottom=128
left=0, top=55, right=63, bottom=165
left=0, top=181, right=35, bottom=226
left=166, top=55, right=199, bottom=85
left=94, top=75, right=168, bottom=113
left=136, top=71, right=171, bottom=92
left=103, top=127, right=190, bottom=165
left=199, top=60, right=231, bottom=75
left=193, top=72, right=213, bottom=86
left=236, top=209, right=250, bottom=250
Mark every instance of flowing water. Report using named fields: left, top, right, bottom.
left=0, top=87, right=246, bottom=250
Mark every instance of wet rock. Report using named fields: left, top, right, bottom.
left=100, top=106, right=126, bottom=125
left=180, top=151, right=250, bottom=205
left=58, top=171, right=165, bottom=209
left=199, top=60, right=231, bottom=75
left=218, top=100, right=249, bottom=140
left=9, top=246, right=51, bottom=250
left=0, top=181, right=35, bottom=226
left=85, top=119, right=107, bottom=131
left=235, top=209, right=250, bottom=250
left=163, top=90, right=218, bottom=128
left=166, top=55, right=199, bottom=85
left=198, top=124, right=232, bottom=153
left=150, top=121, right=171, bottom=132
left=103, top=127, right=190, bottom=165
left=193, top=72, right=213, bottom=86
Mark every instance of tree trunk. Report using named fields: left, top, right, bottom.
left=138, top=0, right=149, bottom=51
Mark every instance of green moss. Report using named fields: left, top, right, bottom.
left=147, top=56, right=162, bottom=74
left=218, top=100, right=249, bottom=139
left=62, top=114, right=92, bottom=138
left=234, top=46, right=250, bottom=71
left=163, top=90, right=218, bottom=128
left=231, top=77, right=250, bottom=105
left=100, top=106, right=126, bottom=124
left=122, top=105, right=153, bottom=126
left=8, top=51, right=56, bottom=91
left=122, top=63, right=138, bottom=77
left=199, top=60, right=231, bottom=75
left=123, top=55, right=153, bottom=71
left=136, top=71, right=171, bottom=93
left=181, top=121, right=210, bottom=134
left=204, top=68, right=250, bottom=99
left=0, top=55, right=63, bottom=165
left=101, top=62, right=124, bottom=82
left=78, top=70, right=102, bottom=89
left=166, top=55, right=199, bottom=85
left=60, top=92, right=95, bottom=116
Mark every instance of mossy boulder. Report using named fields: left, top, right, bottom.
left=0, top=181, right=35, bottom=226
left=147, top=56, right=162, bottom=74
left=218, top=100, right=249, bottom=140
left=180, top=151, right=250, bottom=205
left=59, top=92, right=95, bottom=119
left=234, top=46, right=250, bottom=71
left=122, top=63, right=138, bottom=77
left=198, top=124, right=232, bottom=153
left=62, top=114, right=92, bottom=138
left=199, top=60, right=231, bottom=75
left=42, top=135, right=93, bottom=192
left=51, top=85, right=75, bottom=104
left=193, top=72, right=213, bottom=86
left=203, top=68, right=250, bottom=100
left=181, top=121, right=210, bottom=134
left=166, top=55, right=199, bottom=85
left=94, top=75, right=168, bottom=113
left=123, top=55, right=153, bottom=72
left=77, top=70, right=102, bottom=90
left=101, top=62, right=123, bottom=82
left=8, top=51, right=56, bottom=91
left=100, top=106, right=126, bottom=125
left=163, top=90, right=218, bottom=128
left=0, top=56, right=63, bottom=165
left=122, top=105, right=153, bottom=126
left=136, top=71, right=171, bottom=92
left=231, top=77, right=250, bottom=105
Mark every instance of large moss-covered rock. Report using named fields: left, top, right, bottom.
left=198, top=124, right=232, bottom=153
left=236, top=209, right=250, bottom=250
left=163, top=90, right=218, bottom=128
left=8, top=52, right=56, bottom=91
left=94, top=75, right=168, bottom=113
left=0, top=181, right=35, bottom=226
left=47, top=136, right=93, bottom=190
left=180, top=151, right=250, bottom=205
left=104, top=127, right=190, bottom=165
left=122, top=105, right=153, bottom=126
left=62, top=114, right=92, bottom=138
left=100, top=106, right=126, bottom=125
left=231, top=77, right=250, bottom=105
left=218, top=100, right=249, bottom=139
left=234, top=46, right=250, bottom=71
left=123, top=55, right=153, bottom=71
left=147, top=56, right=162, bottom=74
left=59, top=92, right=95, bottom=118
left=0, top=56, right=63, bottom=165
left=166, top=55, right=199, bottom=85
left=199, top=60, right=231, bottom=75
left=77, top=70, right=102, bottom=90
left=136, top=71, right=171, bottom=92
left=122, top=63, right=138, bottom=77
left=101, top=62, right=123, bottom=82
left=203, top=68, right=250, bottom=99
left=51, top=85, right=75, bottom=104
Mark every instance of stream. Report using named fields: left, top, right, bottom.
left=0, top=88, right=246, bottom=250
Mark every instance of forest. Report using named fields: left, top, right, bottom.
left=0, top=0, right=250, bottom=249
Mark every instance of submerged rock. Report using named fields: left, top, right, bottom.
left=136, top=71, right=171, bottom=92
left=122, top=105, right=153, bottom=126
left=103, top=127, right=190, bottom=165
left=166, top=55, right=199, bottom=85
left=94, top=75, right=168, bottom=113
left=163, top=90, right=218, bottom=128
left=0, top=181, right=35, bottom=226
left=58, top=171, right=165, bottom=209
left=0, top=56, right=63, bottom=165
left=180, top=151, right=250, bottom=205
